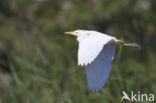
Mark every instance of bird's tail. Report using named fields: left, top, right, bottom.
left=124, top=43, right=141, bottom=49
left=117, top=40, right=141, bottom=49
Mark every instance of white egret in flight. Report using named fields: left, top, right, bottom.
left=65, top=30, right=140, bottom=92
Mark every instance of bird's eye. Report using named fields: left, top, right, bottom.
left=87, top=33, right=90, bottom=36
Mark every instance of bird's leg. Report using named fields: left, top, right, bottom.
left=116, top=40, right=141, bottom=49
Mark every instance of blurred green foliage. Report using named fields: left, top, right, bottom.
left=0, top=0, right=156, bottom=103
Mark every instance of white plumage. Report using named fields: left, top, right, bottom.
left=65, top=30, right=140, bottom=92
left=78, top=31, right=116, bottom=66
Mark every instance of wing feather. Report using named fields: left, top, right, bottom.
left=78, top=33, right=115, bottom=66
left=86, top=45, right=116, bottom=92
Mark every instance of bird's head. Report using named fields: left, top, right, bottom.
left=65, top=30, right=92, bottom=42
left=65, top=30, right=89, bottom=36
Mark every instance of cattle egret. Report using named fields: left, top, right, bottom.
left=65, top=30, right=140, bottom=92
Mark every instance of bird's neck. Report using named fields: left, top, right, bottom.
left=77, top=36, right=86, bottom=42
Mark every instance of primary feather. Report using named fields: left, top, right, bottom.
left=86, top=45, right=116, bottom=92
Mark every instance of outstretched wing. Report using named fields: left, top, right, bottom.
left=86, top=45, right=116, bottom=92
left=78, top=33, right=115, bottom=66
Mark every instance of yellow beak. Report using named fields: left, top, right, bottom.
left=64, top=32, right=76, bottom=35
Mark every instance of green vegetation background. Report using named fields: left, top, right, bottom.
left=0, top=0, right=156, bottom=103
